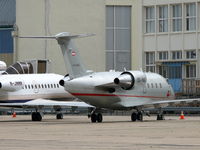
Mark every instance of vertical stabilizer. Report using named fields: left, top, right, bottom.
left=18, top=32, right=93, bottom=79
left=55, top=32, right=90, bottom=79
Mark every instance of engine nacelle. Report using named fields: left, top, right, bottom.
left=114, top=72, right=134, bottom=90
left=0, top=80, right=24, bottom=91
left=114, top=71, right=147, bottom=90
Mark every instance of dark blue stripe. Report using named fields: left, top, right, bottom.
left=0, top=99, right=32, bottom=103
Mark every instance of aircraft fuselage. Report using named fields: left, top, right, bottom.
left=63, top=71, right=175, bottom=110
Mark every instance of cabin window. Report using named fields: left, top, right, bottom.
left=147, top=83, right=150, bottom=88
left=57, top=84, right=59, bottom=88
left=155, top=83, right=158, bottom=88
left=159, top=83, right=162, bottom=88
left=44, top=84, right=47, bottom=88
left=151, top=83, right=154, bottom=88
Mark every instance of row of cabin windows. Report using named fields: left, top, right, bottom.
left=146, top=83, right=162, bottom=89
left=23, top=84, right=60, bottom=89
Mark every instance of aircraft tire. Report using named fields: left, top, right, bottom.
left=157, top=114, right=164, bottom=120
left=32, top=112, right=36, bottom=121
left=131, top=112, right=137, bottom=122
left=32, top=112, right=42, bottom=121
left=91, top=113, right=97, bottom=123
left=137, top=112, right=143, bottom=121
left=97, top=113, right=103, bottom=122
left=56, top=113, right=63, bottom=119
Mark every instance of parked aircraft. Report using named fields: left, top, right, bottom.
left=0, top=63, right=93, bottom=121
left=21, top=32, right=200, bottom=123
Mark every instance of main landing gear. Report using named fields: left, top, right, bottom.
left=55, top=108, right=64, bottom=120
left=131, top=111, right=143, bottom=122
left=88, top=108, right=103, bottom=123
left=31, top=112, right=42, bottom=121
left=90, top=113, right=103, bottom=123
left=157, top=108, right=165, bottom=120
left=56, top=113, right=64, bottom=119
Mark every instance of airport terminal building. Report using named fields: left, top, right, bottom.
left=1, top=0, right=200, bottom=94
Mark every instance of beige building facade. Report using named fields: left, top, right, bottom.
left=15, top=0, right=106, bottom=75
left=13, top=0, right=200, bottom=92
left=14, top=0, right=143, bottom=75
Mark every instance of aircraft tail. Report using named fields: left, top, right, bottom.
left=19, top=32, right=94, bottom=79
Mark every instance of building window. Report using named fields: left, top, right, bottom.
left=186, top=3, right=196, bottom=31
left=186, top=64, right=196, bottom=78
left=146, top=52, right=155, bottom=72
left=158, top=6, right=168, bottom=32
left=158, top=51, right=168, bottom=60
left=171, top=51, right=182, bottom=59
left=106, top=6, right=131, bottom=71
left=145, top=6, right=155, bottom=33
left=159, top=65, right=168, bottom=78
left=172, top=4, right=182, bottom=32
left=186, top=50, right=196, bottom=59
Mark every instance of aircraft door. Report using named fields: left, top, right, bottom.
left=33, top=81, right=39, bottom=93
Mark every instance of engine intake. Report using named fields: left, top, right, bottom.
left=114, top=72, right=134, bottom=90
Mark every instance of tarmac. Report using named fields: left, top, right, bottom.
left=0, top=115, right=200, bottom=150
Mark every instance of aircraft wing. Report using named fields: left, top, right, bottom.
left=149, top=98, right=200, bottom=107
left=122, top=98, right=200, bottom=109
left=0, top=99, right=94, bottom=109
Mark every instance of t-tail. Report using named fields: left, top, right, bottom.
left=19, top=32, right=94, bottom=79
left=55, top=32, right=92, bottom=79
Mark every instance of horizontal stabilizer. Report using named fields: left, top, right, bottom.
left=18, top=32, right=95, bottom=40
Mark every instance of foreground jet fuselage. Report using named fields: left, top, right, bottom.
left=62, top=71, right=175, bottom=110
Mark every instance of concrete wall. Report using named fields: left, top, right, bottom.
left=15, top=0, right=105, bottom=75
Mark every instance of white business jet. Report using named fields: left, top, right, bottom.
left=22, top=32, right=200, bottom=123
left=0, top=62, right=93, bottom=121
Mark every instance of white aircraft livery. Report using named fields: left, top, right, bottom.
left=20, top=32, right=200, bottom=123
left=0, top=72, right=93, bottom=121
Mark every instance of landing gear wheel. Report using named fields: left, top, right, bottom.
left=32, top=112, right=42, bottom=121
left=131, top=112, right=137, bottom=122
left=56, top=113, right=63, bottom=119
left=157, top=114, right=165, bottom=120
left=91, top=113, right=97, bottom=123
left=137, top=112, right=143, bottom=121
left=97, top=113, right=103, bottom=123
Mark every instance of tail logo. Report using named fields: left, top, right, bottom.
left=71, top=51, right=76, bottom=56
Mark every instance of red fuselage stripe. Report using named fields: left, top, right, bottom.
left=71, top=93, right=166, bottom=99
